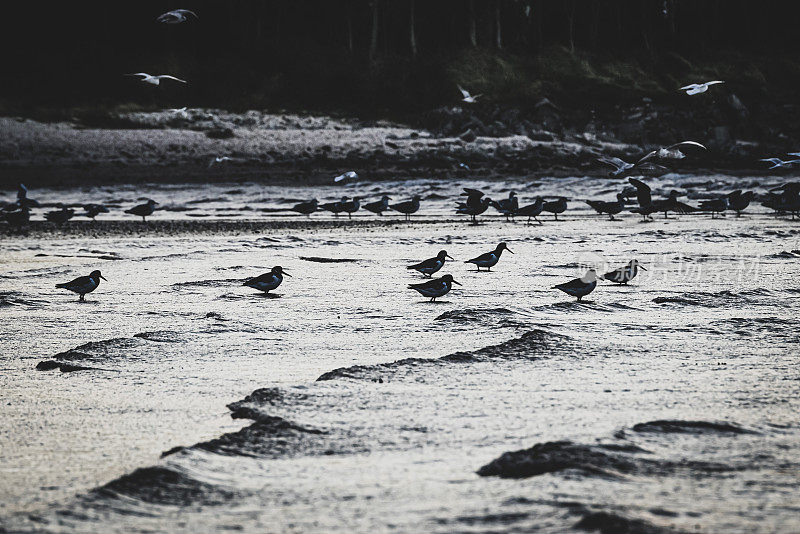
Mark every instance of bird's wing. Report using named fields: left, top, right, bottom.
left=707, top=80, right=724, bottom=85
left=668, top=141, right=707, bottom=151
left=635, top=150, right=658, bottom=166
left=679, top=84, right=697, bottom=90
left=467, top=252, right=492, bottom=264
left=125, top=73, right=150, bottom=78
left=158, top=75, right=187, bottom=83
left=462, top=188, right=484, bottom=197
left=179, top=9, right=198, bottom=18
left=627, top=178, right=651, bottom=193
left=457, top=85, right=470, bottom=98
left=409, top=279, right=438, bottom=290
left=787, top=153, right=800, bottom=158
left=555, top=278, right=585, bottom=290
left=759, top=158, right=780, bottom=164
left=597, top=156, right=626, bottom=169
left=672, top=201, right=697, bottom=213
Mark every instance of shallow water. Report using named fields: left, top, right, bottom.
left=1, top=174, right=800, bottom=532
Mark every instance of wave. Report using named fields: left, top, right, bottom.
left=0, top=291, right=46, bottom=308
left=92, top=466, right=240, bottom=507
left=299, top=256, right=360, bottom=263
left=478, top=419, right=755, bottom=481
left=629, top=420, right=759, bottom=435
left=317, top=329, right=569, bottom=382
left=35, top=332, right=184, bottom=369
left=653, top=289, right=773, bottom=307
left=574, top=511, right=686, bottom=534
left=434, top=307, right=517, bottom=326
left=172, top=278, right=244, bottom=289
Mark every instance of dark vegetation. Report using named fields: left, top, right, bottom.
left=2, top=1, right=799, bottom=119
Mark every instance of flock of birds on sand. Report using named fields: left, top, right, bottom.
left=51, top=241, right=645, bottom=303
left=3, top=8, right=800, bottom=305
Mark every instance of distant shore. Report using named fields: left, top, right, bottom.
left=0, top=107, right=785, bottom=189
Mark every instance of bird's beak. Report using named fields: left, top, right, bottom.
left=282, top=272, right=292, bottom=277
left=446, top=254, right=455, bottom=260
left=100, top=275, right=108, bottom=281
left=639, top=266, right=647, bottom=271
left=507, top=248, right=514, bottom=254
left=452, top=280, right=462, bottom=286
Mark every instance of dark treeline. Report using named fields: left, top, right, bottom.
left=2, top=1, right=799, bottom=116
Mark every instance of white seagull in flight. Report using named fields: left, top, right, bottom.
left=126, top=73, right=187, bottom=86
left=458, top=85, right=481, bottom=104
left=334, top=171, right=358, bottom=183
left=156, top=9, right=198, bottom=24
left=759, top=157, right=800, bottom=170
left=679, top=81, right=724, bottom=95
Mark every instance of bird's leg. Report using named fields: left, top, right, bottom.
left=79, top=294, right=85, bottom=302
left=536, top=217, right=542, bottom=226
left=554, top=214, right=558, bottom=221
left=577, top=296, right=582, bottom=301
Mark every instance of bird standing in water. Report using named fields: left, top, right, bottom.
left=602, top=260, right=646, bottom=285
left=243, top=266, right=290, bottom=293
left=390, top=195, right=421, bottom=221
left=407, top=250, right=454, bottom=277
left=125, top=199, right=158, bottom=222
left=517, top=198, right=544, bottom=225
left=45, top=207, right=75, bottom=225
left=542, top=197, right=567, bottom=220
left=319, top=197, right=348, bottom=217
left=554, top=269, right=598, bottom=301
left=465, top=242, right=513, bottom=272
left=586, top=193, right=626, bottom=220
left=364, top=195, right=391, bottom=215
left=56, top=270, right=107, bottom=301
left=409, top=274, right=461, bottom=302
left=290, top=199, right=318, bottom=217
left=726, top=190, right=754, bottom=217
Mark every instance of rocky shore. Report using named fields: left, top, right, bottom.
left=2, top=95, right=795, bottom=188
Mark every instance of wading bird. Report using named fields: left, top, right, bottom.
left=407, top=250, right=454, bottom=278
left=243, top=266, right=290, bottom=294
left=602, top=260, right=646, bottom=285
left=125, top=199, right=158, bottom=222
left=465, top=243, right=513, bottom=272
left=586, top=193, right=626, bottom=220
left=554, top=269, right=598, bottom=301
left=390, top=195, right=421, bottom=221
left=409, top=274, right=460, bottom=302
left=56, top=270, right=107, bottom=302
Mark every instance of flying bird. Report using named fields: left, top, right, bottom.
left=458, top=85, right=481, bottom=104
left=553, top=269, right=598, bottom=301
left=636, top=141, right=707, bottom=166
left=243, top=266, right=290, bottom=294
left=465, top=242, right=513, bottom=272
left=126, top=73, right=187, bottom=86
left=156, top=9, right=198, bottom=24
left=209, top=156, right=236, bottom=167
left=679, top=81, right=724, bottom=95
left=56, top=270, right=107, bottom=302
left=596, top=156, right=636, bottom=177
left=334, top=171, right=358, bottom=183
left=407, top=250, right=454, bottom=278
left=409, top=274, right=460, bottom=302
left=759, top=157, right=800, bottom=170
left=602, top=260, right=646, bottom=285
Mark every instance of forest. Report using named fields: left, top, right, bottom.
left=2, top=1, right=799, bottom=117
